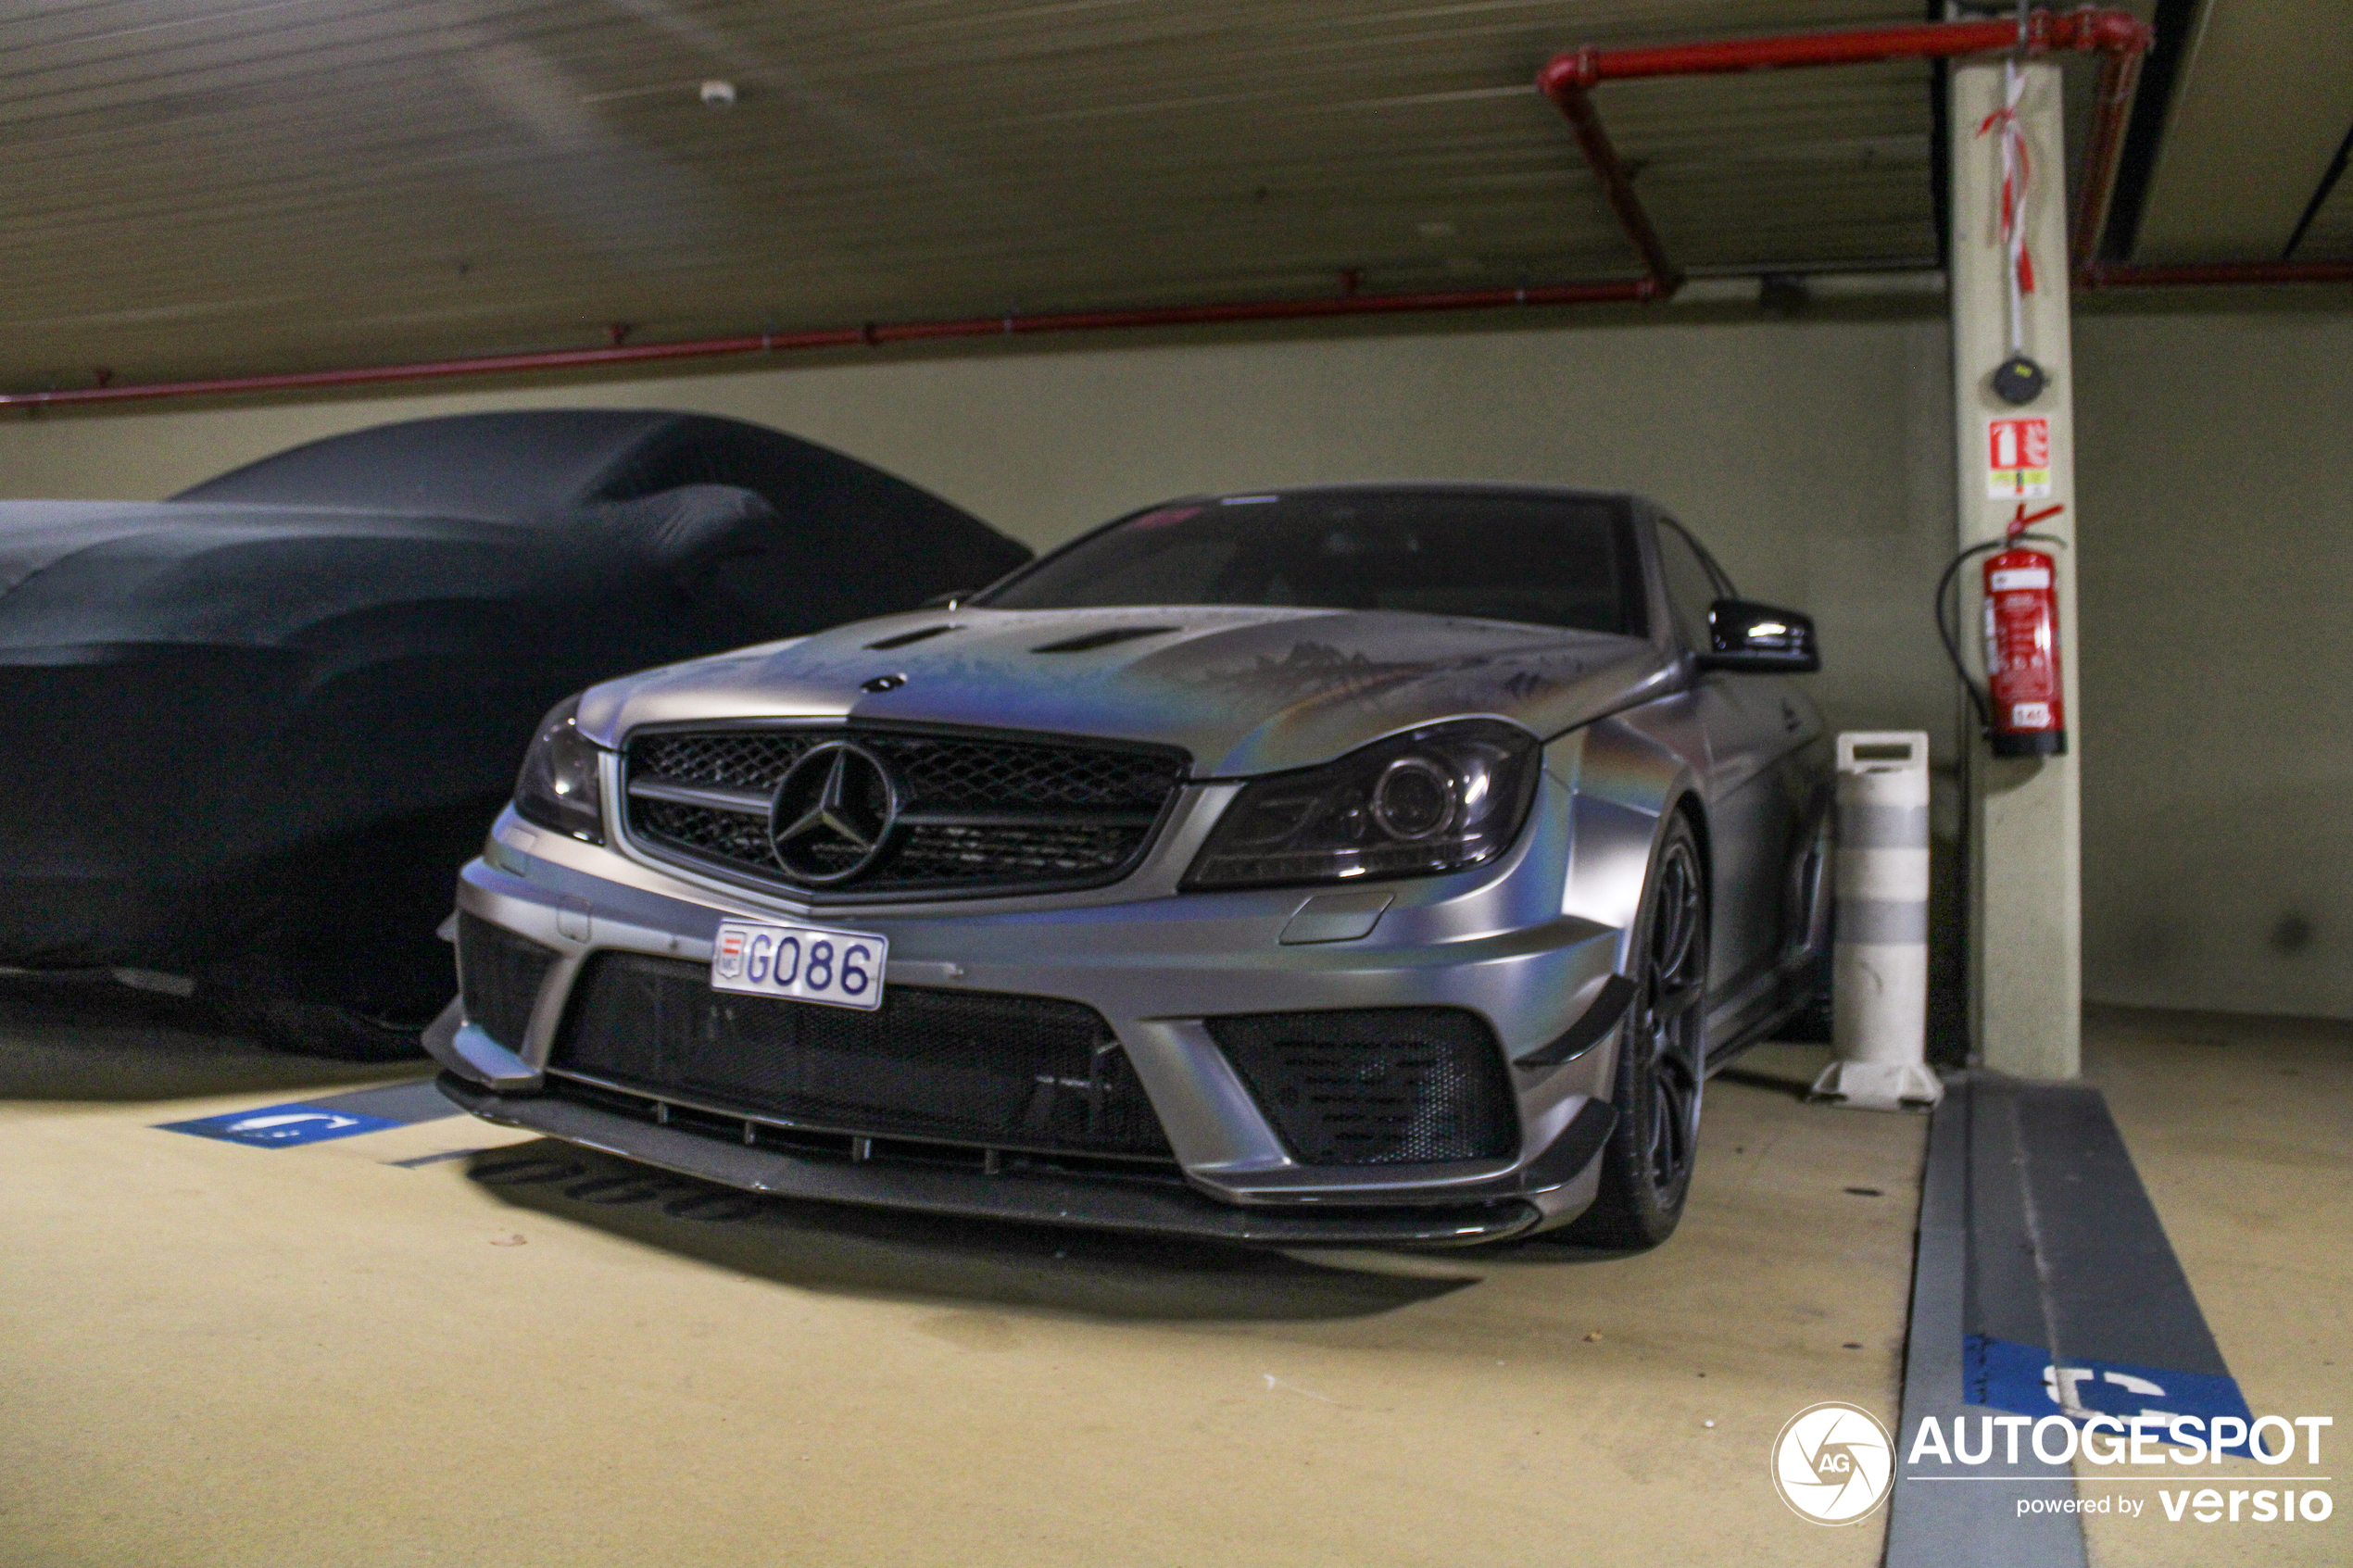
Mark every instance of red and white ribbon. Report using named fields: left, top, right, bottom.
left=1976, top=59, right=2035, bottom=353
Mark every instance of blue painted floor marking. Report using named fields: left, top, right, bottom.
left=157, top=1103, right=407, bottom=1148
left=1967, top=1334, right=2256, bottom=1451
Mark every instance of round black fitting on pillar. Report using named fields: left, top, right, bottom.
left=1991, top=354, right=2048, bottom=405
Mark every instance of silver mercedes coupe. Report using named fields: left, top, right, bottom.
left=428, top=484, right=1831, bottom=1249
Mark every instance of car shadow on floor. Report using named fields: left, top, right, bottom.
left=1707, top=1037, right=1830, bottom=1101
left=462, top=1139, right=1515, bottom=1323
left=0, top=973, right=422, bottom=1102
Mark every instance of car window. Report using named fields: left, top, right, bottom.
left=1655, top=519, right=1727, bottom=651
left=982, top=490, right=1644, bottom=636
left=1038, top=534, right=1244, bottom=606
left=1692, top=529, right=1739, bottom=598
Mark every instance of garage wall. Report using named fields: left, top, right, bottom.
left=0, top=315, right=1964, bottom=744
left=2074, top=310, right=2353, bottom=1021
left=0, top=313, right=1969, bottom=1052
left=4, top=304, right=2346, bottom=1021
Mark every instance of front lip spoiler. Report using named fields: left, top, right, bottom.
left=434, top=1073, right=1548, bottom=1248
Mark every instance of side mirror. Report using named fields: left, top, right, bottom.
left=1698, top=598, right=1819, bottom=673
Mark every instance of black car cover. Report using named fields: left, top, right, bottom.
left=0, top=410, right=1029, bottom=1022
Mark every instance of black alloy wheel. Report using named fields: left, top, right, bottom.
left=1565, top=811, right=1709, bottom=1249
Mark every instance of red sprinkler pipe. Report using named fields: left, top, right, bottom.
left=1539, top=9, right=2146, bottom=92
left=1547, top=82, right=1683, bottom=295
left=2068, top=21, right=2147, bottom=279
left=0, top=278, right=1655, bottom=410
left=1537, top=7, right=2155, bottom=292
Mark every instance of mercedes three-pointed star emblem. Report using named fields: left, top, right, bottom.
left=769, top=741, right=900, bottom=884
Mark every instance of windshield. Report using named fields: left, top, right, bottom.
left=979, top=488, right=1642, bottom=635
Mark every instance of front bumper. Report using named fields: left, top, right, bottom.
left=430, top=768, right=1633, bottom=1239
left=436, top=1071, right=1615, bottom=1246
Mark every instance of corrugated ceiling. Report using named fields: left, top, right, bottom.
left=2129, top=0, right=2353, bottom=262
left=4, top=0, right=2342, bottom=395
left=2, top=0, right=1935, bottom=388
left=2297, top=157, right=2353, bottom=258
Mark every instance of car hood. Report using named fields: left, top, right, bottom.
left=580, top=605, right=1676, bottom=776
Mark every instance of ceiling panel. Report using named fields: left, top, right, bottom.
left=4, top=0, right=1940, bottom=389
left=2129, top=0, right=2353, bottom=261
left=2296, top=152, right=2353, bottom=258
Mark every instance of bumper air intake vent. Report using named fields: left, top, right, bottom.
left=455, top=913, right=559, bottom=1051
left=1204, top=1008, right=1519, bottom=1166
left=549, top=952, right=1173, bottom=1160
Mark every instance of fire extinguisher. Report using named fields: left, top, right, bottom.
left=1936, top=503, right=2068, bottom=756
left=1981, top=533, right=2064, bottom=755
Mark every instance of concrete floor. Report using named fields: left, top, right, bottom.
left=0, top=980, right=1927, bottom=1568
left=2074, top=1007, right=2352, bottom=1568
left=3, top=985, right=2342, bottom=1566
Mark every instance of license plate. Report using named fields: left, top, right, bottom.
left=711, top=920, right=887, bottom=1011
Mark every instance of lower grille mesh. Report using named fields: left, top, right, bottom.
left=1204, top=1008, right=1518, bottom=1166
left=456, top=913, right=558, bottom=1051
left=550, top=952, right=1173, bottom=1160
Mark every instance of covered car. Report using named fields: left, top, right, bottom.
left=431, top=484, right=1831, bottom=1248
left=0, top=410, right=1029, bottom=1050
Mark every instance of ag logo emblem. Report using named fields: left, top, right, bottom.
left=1770, top=1401, right=1894, bottom=1525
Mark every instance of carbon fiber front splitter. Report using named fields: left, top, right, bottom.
left=435, top=1072, right=1555, bottom=1248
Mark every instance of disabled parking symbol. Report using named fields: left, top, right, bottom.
left=157, top=1102, right=405, bottom=1148
left=1968, top=1334, right=2257, bottom=1452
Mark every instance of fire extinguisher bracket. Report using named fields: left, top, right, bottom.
left=1991, top=729, right=2065, bottom=758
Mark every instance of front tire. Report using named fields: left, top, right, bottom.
left=1564, top=811, right=1708, bottom=1250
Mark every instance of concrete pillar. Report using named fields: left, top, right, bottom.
left=1948, top=58, right=2082, bottom=1080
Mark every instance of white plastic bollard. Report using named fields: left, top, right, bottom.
left=1811, top=731, right=1944, bottom=1111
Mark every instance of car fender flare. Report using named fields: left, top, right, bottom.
left=1548, top=712, right=1706, bottom=977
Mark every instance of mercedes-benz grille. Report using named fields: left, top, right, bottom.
left=623, top=726, right=1188, bottom=898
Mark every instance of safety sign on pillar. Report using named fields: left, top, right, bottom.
left=1948, top=44, right=2082, bottom=1082
left=1986, top=416, right=2050, bottom=498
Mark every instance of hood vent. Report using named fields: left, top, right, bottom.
left=865, top=623, right=958, bottom=650
left=1031, top=625, right=1180, bottom=654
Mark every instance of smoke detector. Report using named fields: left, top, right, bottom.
left=699, top=80, right=737, bottom=109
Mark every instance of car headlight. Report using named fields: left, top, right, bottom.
left=512, top=693, right=606, bottom=844
left=1184, top=720, right=1541, bottom=890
